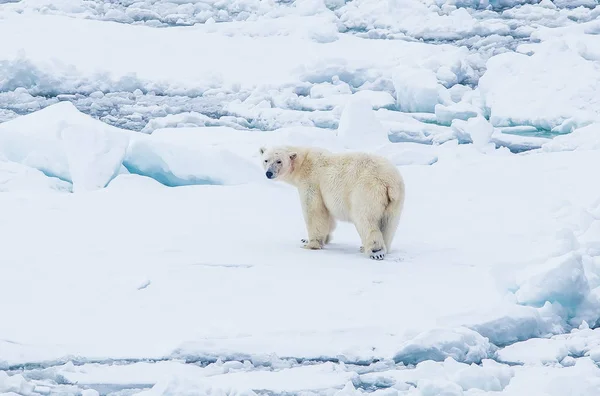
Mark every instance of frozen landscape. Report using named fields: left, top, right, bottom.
left=2, top=0, right=600, bottom=395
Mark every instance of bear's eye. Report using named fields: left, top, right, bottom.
left=264, top=160, right=268, bottom=163
left=276, top=160, right=282, bottom=164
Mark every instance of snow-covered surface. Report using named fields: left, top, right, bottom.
left=0, top=101, right=136, bottom=184
left=2, top=0, right=600, bottom=394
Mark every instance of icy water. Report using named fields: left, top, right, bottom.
left=498, top=126, right=567, bottom=139
left=2, top=0, right=595, bottom=150
left=0, top=92, right=566, bottom=153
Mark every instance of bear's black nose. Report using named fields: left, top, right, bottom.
left=266, top=171, right=274, bottom=179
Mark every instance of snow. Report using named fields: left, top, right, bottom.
left=0, top=159, right=71, bottom=193
left=336, top=95, right=390, bottom=149
left=2, top=0, right=600, bottom=394
left=393, top=68, right=442, bottom=113
left=514, top=252, right=589, bottom=309
left=435, top=102, right=481, bottom=126
left=123, top=134, right=261, bottom=186
left=393, top=327, right=496, bottom=365
left=0, top=101, right=135, bottom=185
left=61, top=123, right=129, bottom=192
left=362, top=358, right=515, bottom=394
left=450, top=117, right=496, bottom=151
left=464, top=303, right=564, bottom=347
left=541, top=123, right=600, bottom=152
left=478, top=44, right=600, bottom=131
left=2, top=131, right=600, bottom=393
left=498, top=337, right=570, bottom=366
left=0, top=372, right=35, bottom=395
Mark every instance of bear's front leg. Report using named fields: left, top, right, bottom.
left=303, top=239, right=324, bottom=250
left=301, top=233, right=333, bottom=246
left=298, top=186, right=331, bottom=250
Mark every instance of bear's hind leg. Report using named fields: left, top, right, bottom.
left=353, top=216, right=386, bottom=260
left=381, top=211, right=401, bottom=253
left=351, top=189, right=387, bottom=260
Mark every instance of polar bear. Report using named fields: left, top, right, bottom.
left=259, top=145, right=405, bottom=260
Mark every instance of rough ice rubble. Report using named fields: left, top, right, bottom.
left=0, top=78, right=551, bottom=153
left=500, top=358, right=600, bottom=396
left=2, top=7, right=581, bottom=151
left=0, top=102, right=458, bottom=192
left=393, top=327, right=496, bottom=365
left=0, top=57, right=245, bottom=132
left=0, top=159, right=72, bottom=193
left=62, top=358, right=600, bottom=396
left=0, top=371, right=36, bottom=395
left=498, top=336, right=570, bottom=366
left=336, top=0, right=597, bottom=45
left=224, top=96, right=339, bottom=131
left=124, top=135, right=261, bottom=187
left=336, top=95, right=389, bottom=149
left=369, top=356, right=600, bottom=396
left=0, top=103, right=266, bottom=190
left=220, top=82, right=397, bottom=132
left=493, top=325, right=600, bottom=366
left=362, top=358, right=514, bottom=394
left=136, top=378, right=231, bottom=396
left=367, top=355, right=600, bottom=396
left=0, top=101, right=133, bottom=190
left=514, top=252, right=589, bottom=309
left=21, top=352, right=600, bottom=396
left=134, top=362, right=357, bottom=396
left=435, top=102, right=481, bottom=126
left=375, top=109, right=454, bottom=145
left=178, top=362, right=357, bottom=394
left=465, top=303, right=565, bottom=347
left=500, top=198, right=600, bottom=337
left=478, top=42, right=600, bottom=132
left=450, top=117, right=494, bottom=150
left=0, top=11, right=491, bottom=145
left=387, top=159, right=600, bottom=372
left=0, top=0, right=284, bottom=26
left=0, top=57, right=195, bottom=100
left=140, top=111, right=249, bottom=134
left=541, top=123, right=600, bottom=152
left=490, top=131, right=550, bottom=153
left=393, top=68, right=441, bottom=113
left=393, top=225, right=600, bottom=389
left=302, top=82, right=396, bottom=112
left=0, top=0, right=597, bottom=150
left=390, top=357, right=600, bottom=396
left=62, top=124, right=129, bottom=193
left=3, top=0, right=595, bottom=33
left=0, top=13, right=467, bottom=93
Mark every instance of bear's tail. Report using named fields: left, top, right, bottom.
left=382, top=178, right=405, bottom=252
left=386, top=178, right=405, bottom=208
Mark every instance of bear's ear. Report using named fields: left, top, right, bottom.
left=259, top=146, right=266, bottom=155
left=289, top=152, right=297, bottom=160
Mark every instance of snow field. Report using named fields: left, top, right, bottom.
left=1, top=101, right=600, bottom=394
left=2, top=0, right=600, bottom=394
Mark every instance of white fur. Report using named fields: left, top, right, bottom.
left=259, top=145, right=406, bottom=260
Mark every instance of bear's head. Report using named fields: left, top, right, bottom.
left=259, top=146, right=297, bottom=180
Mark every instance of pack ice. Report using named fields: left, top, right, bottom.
left=1, top=0, right=600, bottom=395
